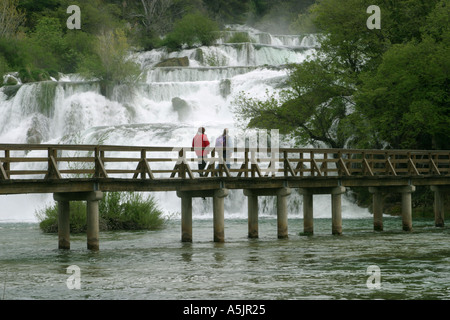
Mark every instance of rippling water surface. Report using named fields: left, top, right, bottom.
left=1, top=217, right=450, bottom=300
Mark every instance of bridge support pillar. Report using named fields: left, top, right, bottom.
left=87, top=199, right=100, bottom=251
left=369, top=186, right=415, bottom=232
left=302, top=192, right=314, bottom=235
left=246, top=192, right=259, bottom=239
left=431, top=186, right=447, bottom=227
left=369, top=188, right=384, bottom=231
left=401, top=187, right=414, bottom=232
left=213, top=189, right=229, bottom=243
left=177, top=188, right=229, bottom=242
left=180, top=195, right=193, bottom=242
left=244, top=187, right=291, bottom=239
left=331, top=187, right=346, bottom=235
left=54, top=191, right=103, bottom=251
left=298, top=187, right=346, bottom=235
left=277, top=187, right=291, bottom=239
left=57, top=201, right=70, bottom=249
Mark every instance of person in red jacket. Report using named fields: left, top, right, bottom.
left=192, top=127, right=210, bottom=176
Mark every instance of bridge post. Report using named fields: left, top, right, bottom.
left=244, top=188, right=291, bottom=239
left=302, top=192, right=314, bottom=235
left=331, top=187, right=346, bottom=235
left=54, top=191, right=103, bottom=250
left=369, top=187, right=384, bottom=231
left=87, top=199, right=100, bottom=251
left=180, top=195, right=192, bottom=242
left=277, top=187, right=291, bottom=239
left=57, top=201, right=70, bottom=249
left=369, top=186, right=415, bottom=231
left=213, top=189, right=229, bottom=243
left=431, top=186, right=445, bottom=227
left=401, top=186, right=415, bottom=232
left=244, top=189, right=259, bottom=238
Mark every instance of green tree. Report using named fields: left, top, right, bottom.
left=234, top=60, right=353, bottom=148
left=162, top=12, right=219, bottom=50
left=79, top=28, right=140, bottom=84
left=0, top=0, right=26, bottom=38
left=355, top=0, right=450, bottom=149
left=203, top=0, right=251, bottom=25
left=234, top=0, right=449, bottom=150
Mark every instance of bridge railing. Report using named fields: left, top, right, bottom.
left=0, top=144, right=449, bottom=180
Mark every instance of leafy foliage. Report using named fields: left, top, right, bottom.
left=36, top=192, right=166, bottom=233
left=235, top=0, right=449, bottom=150
left=79, top=28, right=141, bottom=83
left=162, top=12, right=219, bottom=50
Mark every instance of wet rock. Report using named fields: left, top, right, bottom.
left=155, top=57, right=189, bottom=67
left=172, top=97, right=192, bottom=121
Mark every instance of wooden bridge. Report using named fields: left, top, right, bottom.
left=1, top=143, right=449, bottom=250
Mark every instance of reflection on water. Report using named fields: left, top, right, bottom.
left=1, top=217, right=450, bottom=300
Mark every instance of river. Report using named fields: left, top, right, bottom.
left=1, top=217, right=450, bottom=300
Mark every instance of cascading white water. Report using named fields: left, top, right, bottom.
left=0, top=26, right=370, bottom=222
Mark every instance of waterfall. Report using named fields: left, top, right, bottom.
left=0, top=25, right=369, bottom=222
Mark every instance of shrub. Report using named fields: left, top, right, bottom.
left=37, top=201, right=89, bottom=233
left=78, top=29, right=141, bottom=84
left=226, top=32, right=253, bottom=43
left=163, top=12, right=219, bottom=50
left=36, top=192, right=166, bottom=233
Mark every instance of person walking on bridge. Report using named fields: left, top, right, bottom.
left=215, top=128, right=233, bottom=170
left=192, top=127, right=210, bottom=176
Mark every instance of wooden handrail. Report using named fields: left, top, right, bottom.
left=0, top=144, right=449, bottom=180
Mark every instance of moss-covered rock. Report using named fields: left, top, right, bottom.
left=155, top=56, right=189, bottom=67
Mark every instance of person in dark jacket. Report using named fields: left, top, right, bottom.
left=192, top=127, right=210, bottom=176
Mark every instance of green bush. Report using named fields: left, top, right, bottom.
left=78, top=29, right=141, bottom=84
left=226, top=32, right=253, bottom=43
left=36, top=192, right=166, bottom=233
left=37, top=201, right=89, bottom=233
left=162, top=12, right=219, bottom=50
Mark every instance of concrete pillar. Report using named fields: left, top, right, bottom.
left=373, top=192, right=384, bottom=231
left=57, top=201, right=70, bottom=250
left=303, top=193, right=314, bottom=235
left=54, top=191, right=103, bottom=251
left=213, top=189, right=229, bottom=243
left=247, top=193, right=259, bottom=239
left=401, top=186, right=415, bottom=232
left=181, top=195, right=193, bottom=242
left=431, top=186, right=445, bottom=227
left=402, top=191, right=413, bottom=232
left=331, top=187, right=346, bottom=235
left=277, top=187, right=291, bottom=239
left=87, top=200, right=100, bottom=251
left=369, top=187, right=384, bottom=231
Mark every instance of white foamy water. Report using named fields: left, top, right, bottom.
left=0, top=26, right=370, bottom=222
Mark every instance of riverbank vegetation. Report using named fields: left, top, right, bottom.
left=36, top=192, right=166, bottom=233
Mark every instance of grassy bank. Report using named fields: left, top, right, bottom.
left=36, top=192, right=167, bottom=233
